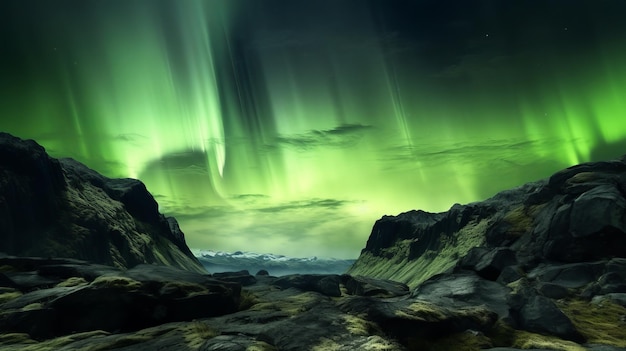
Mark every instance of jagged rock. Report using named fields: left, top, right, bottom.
left=458, top=246, right=517, bottom=281
left=0, top=261, right=241, bottom=340
left=341, top=274, right=409, bottom=297
left=351, top=155, right=626, bottom=290
left=411, top=271, right=512, bottom=320
left=0, top=133, right=204, bottom=273
left=212, top=270, right=257, bottom=286
left=518, top=295, right=584, bottom=342
left=497, top=265, right=524, bottom=285
left=528, top=261, right=605, bottom=288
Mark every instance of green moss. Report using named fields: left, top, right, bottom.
left=238, top=290, right=259, bottom=310
left=55, top=277, right=88, bottom=288
left=22, top=303, right=43, bottom=311
left=342, top=313, right=379, bottom=336
left=501, top=206, right=534, bottom=239
left=485, top=320, right=585, bottom=351
left=90, top=276, right=142, bottom=290
left=160, top=281, right=208, bottom=298
left=245, top=341, right=278, bottom=351
left=510, top=330, right=586, bottom=351
left=1, top=330, right=111, bottom=351
left=566, top=171, right=598, bottom=183
left=0, top=333, right=37, bottom=345
left=348, top=217, right=491, bottom=289
left=558, top=298, right=626, bottom=347
left=0, top=290, right=22, bottom=304
left=250, top=291, right=321, bottom=316
left=183, top=321, right=218, bottom=349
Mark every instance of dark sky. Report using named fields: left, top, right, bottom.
left=1, top=0, right=625, bottom=258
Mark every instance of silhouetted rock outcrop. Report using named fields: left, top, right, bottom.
left=346, top=154, right=626, bottom=349
left=0, top=255, right=240, bottom=340
left=0, top=133, right=204, bottom=273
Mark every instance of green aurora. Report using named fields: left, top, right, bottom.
left=1, top=0, right=625, bottom=258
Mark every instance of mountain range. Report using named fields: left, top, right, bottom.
left=194, top=250, right=355, bottom=276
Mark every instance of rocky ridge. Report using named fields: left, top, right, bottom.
left=0, top=132, right=204, bottom=273
left=1, top=132, right=625, bottom=350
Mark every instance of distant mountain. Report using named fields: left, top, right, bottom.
left=194, top=249, right=355, bottom=276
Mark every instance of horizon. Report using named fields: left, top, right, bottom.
left=1, top=0, right=625, bottom=259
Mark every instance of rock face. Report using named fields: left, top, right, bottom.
left=0, top=255, right=240, bottom=341
left=344, top=154, right=626, bottom=349
left=0, top=132, right=204, bottom=273
left=349, top=155, right=626, bottom=288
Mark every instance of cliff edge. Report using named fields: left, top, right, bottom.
left=0, top=132, right=205, bottom=273
left=348, top=154, right=626, bottom=289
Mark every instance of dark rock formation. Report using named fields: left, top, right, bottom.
left=349, top=156, right=626, bottom=288
left=347, top=154, right=626, bottom=349
left=0, top=133, right=204, bottom=273
left=2, top=133, right=625, bottom=350
left=0, top=256, right=239, bottom=340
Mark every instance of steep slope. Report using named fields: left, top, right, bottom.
left=348, top=154, right=626, bottom=288
left=0, top=132, right=205, bottom=273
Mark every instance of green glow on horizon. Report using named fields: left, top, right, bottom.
left=1, top=1, right=626, bottom=258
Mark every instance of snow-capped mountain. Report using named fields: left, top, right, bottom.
left=193, top=250, right=356, bottom=276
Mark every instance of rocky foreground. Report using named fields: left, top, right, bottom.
left=1, top=132, right=626, bottom=350
left=0, top=253, right=625, bottom=350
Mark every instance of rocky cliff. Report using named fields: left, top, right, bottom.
left=348, top=154, right=626, bottom=289
left=0, top=132, right=205, bottom=273
left=2, top=134, right=625, bottom=350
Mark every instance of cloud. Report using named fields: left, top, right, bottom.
left=271, top=124, right=373, bottom=151
left=171, top=196, right=369, bottom=259
left=141, top=150, right=210, bottom=175
left=380, top=137, right=583, bottom=171
left=113, top=133, right=148, bottom=145
left=256, top=198, right=350, bottom=213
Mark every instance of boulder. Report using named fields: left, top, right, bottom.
left=0, top=262, right=241, bottom=340
left=341, top=274, right=409, bottom=297
left=212, top=271, right=257, bottom=286
left=412, top=271, right=512, bottom=320
left=458, top=247, right=517, bottom=281
left=528, top=262, right=605, bottom=289
left=518, top=295, right=584, bottom=342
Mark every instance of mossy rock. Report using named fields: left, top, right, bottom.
left=558, top=298, right=626, bottom=347
left=0, top=290, right=22, bottom=304
left=90, top=275, right=142, bottom=290
left=55, top=277, right=88, bottom=288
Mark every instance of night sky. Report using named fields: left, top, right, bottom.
left=1, top=0, right=625, bottom=258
